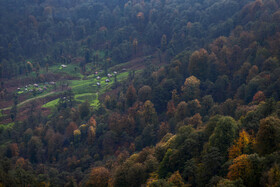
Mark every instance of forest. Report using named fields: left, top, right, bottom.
left=1, top=0, right=280, bottom=186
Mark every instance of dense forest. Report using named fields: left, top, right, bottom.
left=1, top=0, right=280, bottom=186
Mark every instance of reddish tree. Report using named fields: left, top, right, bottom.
left=252, top=91, right=265, bottom=104
left=65, top=122, right=78, bottom=138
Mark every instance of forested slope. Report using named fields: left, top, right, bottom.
left=1, top=0, right=280, bottom=186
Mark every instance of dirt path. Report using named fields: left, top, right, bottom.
left=1, top=91, right=56, bottom=111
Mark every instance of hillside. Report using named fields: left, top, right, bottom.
left=1, top=0, right=280, bottom=186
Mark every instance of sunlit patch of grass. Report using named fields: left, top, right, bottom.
left=42, top=98, right=59, bottom=109
left=75, top=93, right=100, bottom=108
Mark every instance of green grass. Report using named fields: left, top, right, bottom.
left=75, top=93, right=100, bottom=108
left=42, top=98, right=59, bottom=109
left=48, top=64, right=82, bottom=78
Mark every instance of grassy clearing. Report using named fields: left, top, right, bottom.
left=43, top=71, right=129, bottom=109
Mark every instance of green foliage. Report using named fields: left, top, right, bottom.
left=209, top=116, right=238, bottom=155
left=256, top=116, right=280, bottom=155
left=79, top=100, right=91, bottom=120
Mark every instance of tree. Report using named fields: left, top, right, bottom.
left=252, top=91, right=265, bottom=104
left=65, top=122, right=78, bottom=138
left=264, top=164, right=280, bottom=187
left=85, top=48, right=90, bottom=63
left=158, top=149, right=173, bottom=178
left=57, top=90, right=75, bottom=110
left=161, top=34, right=167, bottom=51
left=138, top=85, right=152, bottom=102
left=175, top=101, right=188, bottom=122
left=87, top=126, right=96, bottom=145
left=228, top=129, right=255, bottom=160
left=217, top=178, right=245, bottom=187
left=168, top=171, right=185, bottom=187
left=227, top=154, right=252, bottom=182
left=133, top=38, right=138, bottom=55
left=10, top=105, right=17, bottom=121
left=142, top=100, right=158, bottom=125
left=7, top=143, right=19, bottom=158
left=185, top=113, right=203, bottom=129
left=28, top=136, right=43, bottom=163
left=158, top=122, right=170, bottom=140
left=89, top=116, right=97, bottom=127
left=227, top=153, right=262, bottom=186
left=255, top=116, right=280, bottom=155
left=126, top=85, right=137, bottom=107
left=126, top=163, right=147, bottom=187
left=181, top=76, right=200, bottom=101
left=166, top=101, right=176, bottom=119
left=197, top=147, right=223, bottom=186
left=79, top=100, right=90, bottom=120
left=188, top=49, right=209, bottom=80
left=73, top=129, right=81, bottom=144
left=209, top=116, right=238, bottom=155
left=86, top=167, right=110, bottom=187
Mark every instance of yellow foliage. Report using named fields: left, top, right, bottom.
left=87, top=126, right=96, bottom=144
left=168, top=171, right=185, bottom=187
left=73, top=129, right=81, bottom=142
left=183, top=76, right=200, bottom=87
left=228, top=129, right=255, bottom=160
left=73, top=129, right=81, bottom=136
left=146, top=172, right=159, bottom=187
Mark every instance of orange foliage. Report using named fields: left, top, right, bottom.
left=109, top=113, right=135, bottom=135
left=185, top=113, right=203, bottom=129
left=227, top=154, right=252, bottom=180
left=137, top=12, right=144, bottom=20
left=86, top=167, right=111, bottom=187
left=9, top=143, right=19, bottom=157
left=186, top=22, right=192, bottom=29
left=89, top=116, right=97, bottom=127
left=252, top=91, right=265, bottom=104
